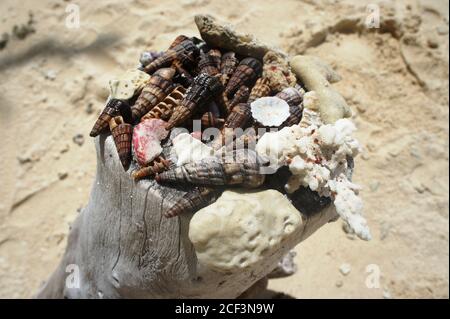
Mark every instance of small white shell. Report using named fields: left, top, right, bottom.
left=250, top=96, right=290, bottom=127
left=109, top=69, right=150, bottom=100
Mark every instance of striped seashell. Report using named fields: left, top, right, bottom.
left=228, top=85, right=250, bottom=110
left=144, top=39, right=199, bottom=74
left=275, top=87, right=303, bottom=106
left=220, top=51, right=238, bottom=86
left=224, top=57, right=262, bottom=98
left=208, top=49, right=222, bottom=69
left=164, top=187, right=223, bottom=218
left=141, top=86, right=186, bottom=121
left=171, top=59, right=194, bottom=84
left=280, top=102, right=304, bottom=128
left=201, top=111, right=225, bottom=128
left=168, top=35, right=190, bottom=49
left=131, top=68, right=175, bottom=122
left=166, top=73, right=223, bottom=130
left=224, top=132, right=258, bottom=152
left=248, top=77, right=271, bottom=103
left=198, top=52, right=220, bottom=76
left=139, top=51, right=164, bottom=67
left=109, top=116, right=133, bottom=170
left=155, top=158, right=265, bottom=188
left=132, top=156, right=171, bottom=180
left=90, top=99, right=128, bottom=137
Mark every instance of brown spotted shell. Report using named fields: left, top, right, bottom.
left=198, top=52, right=220, bottom=76
left=276, top=87, right=304, bottom=127
left=109, top=116, right=133, bottom=170
left=201, top=111, right=224, bottom=128
left=248, top=77, right=271, bottom=103
left=141, top=86, right=186, bottom=121
left=131, top=69, right=175, bottom=122
left=90, top=99, right=126, bottom=137
left=224, top=57, right=262, bottom=97
left=132, top=156, right=171, bottom=180
left=228, top=85, right=250, bottom=110
left=220, top=51, right=238, bottom=86
left=166, top=73, right=223, bottom=129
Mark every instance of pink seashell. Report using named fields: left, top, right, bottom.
left=190, top=131, right=202, bottom=140
left=132, top=119, right=169, bottom=166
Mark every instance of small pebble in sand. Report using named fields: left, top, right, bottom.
left=58, top=172, right=68, bottom=180
left=339, top=263, right=351, bottom=276
left=335, top=280, right=344, bottom=288
left=383, top=288, right=392, bottom=299
left=72, top=134, right=85, bottom=146
left=60, top=144, right=70, bottom=154
left=45, top=70, right=57, bottom=81
left=85, top=102, right=94, bottom=114
left=427, top=37, right=439, bottom=49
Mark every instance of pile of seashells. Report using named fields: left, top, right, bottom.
left=89, top=17, right=370, bottom=240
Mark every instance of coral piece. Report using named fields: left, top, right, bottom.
left=290, top=55, right=352, bottom=123
left=132, top=118, right=169, bottom=166
left=262, top=51, right=297, bottom=93
left=188, top=189, right=303, bottom=272
left=131, top=68, right=176, bottom=122
left=224, top=57, right=262, bottom=97
left=172, top=133, right=215, bottom=166
left=194, top=14, right=286, bottom=60
left=109, top=69, right=150, bottom=100
left=109, top=116, right=133, bottom=170
left=144, top=39, right=199, bottom=74
left=142, top=85, right=186, bottom=121
left=90, top=99, right=128, bottom=137
left=132, top=156, right=170, bottom=180
left=248, top=77, right=271, bottom=103
left=156, top=157, right=265, bottom=188
left=166, top=73, right=223, bottom=129
left=164, top=187, right=223, bottom=218
left=250, top=96, right=290, bottom=127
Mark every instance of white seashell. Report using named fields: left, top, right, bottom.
left=109, top=69, right=150, bottom=100
left=250, top=96, right=290, bottom=126
left=172, top=133, right=215, bottom=166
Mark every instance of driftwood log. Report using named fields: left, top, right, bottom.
left=36, top=133, right=339, bottom=299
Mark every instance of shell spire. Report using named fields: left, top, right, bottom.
left=141, top=86, right=186, bottom=121
left=90, top=99, right=128, bottom=137
left=224, top=57, right=262, bottom=97
left=166, top=73, right=223, bottom=130
left=132, top=156, right=171, bottom=180
left=201, top=111, right=225, bottom=128
left=198, top=51, right=220, bottom=76
left=155, top=159, right=265, bottom=188
left=276, top=87, right=304, bottom=128
left=131, top=68, right=176, bottom=122
left=248, top=77, right=271, bottom=103
left=220, top=51, right=238, bottom=86
left=228, top=85, right=250, bottom=110
left=164, top=187, right=223, bottom=218
left=109, top=116, right=133, bottom=169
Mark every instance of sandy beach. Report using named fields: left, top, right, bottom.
left=0, top=0, right=448, bottom=298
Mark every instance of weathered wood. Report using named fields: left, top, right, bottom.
left=36, top=134, right=338, bottom=299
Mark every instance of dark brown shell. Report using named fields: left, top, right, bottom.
left=248, top=77, right=271, bottom=103
left=109, top=116, right=133, bottom=170
left=144, top=39, right=199, bottom=74
left=275, top=87, right=303, bottom=106
left=201, top=111, right=224, bottom=128
left=164, top=187, right=223, bottom=218
left=166, top=73, right=223, bottom=129
left=156, top=158, right=265, bottom=188
left=228, top=85, right=250, bottom=110
left=224, top=57, right=262, bottom=97
left=208, top=49, right=222, bottom=69
left=141, top=86, right=186, bottom=121
left=220, top=51, right=238, bottom=86
left=198, top=53, right=220, bottom=76
left=131, top=70, right=175, bottom=122
left=224, top=102, right=251, bottom=129
left=90, top=99, right=126, bottom=137
left=280, top=103, right=304, bottom=128
left=132, top=156, right=170, bottom=180
left=168, top=35, right=189, bottom=49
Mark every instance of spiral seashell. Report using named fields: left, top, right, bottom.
left=228, top=85, right=250, bottom=110
left=109, top=116, right=133, bottom=170
left=224, top=57, right=262, bottom=97
left=168, top=35, right=190, bottom=49
left=275, top=87, right=303, bottom=106
left=142, top=86, right=186, bottom=121
left=280, top=103, right=304, bottom=128
left=90, top=99, right=128, bottom=137
left=155, top=158, right=265, bottom=188
left=164, top=187, right=223, bottom=218
left=201, top=111, right=225, bottom=128
left=198, top=52, right=220, bottom=76
left=220, top=51, right=238, bottom=86
left=208, top=49, right=222, bottom=69
left=166, top=73, right=223, bottom=130
left=132, top=156, right=171, bottom=180
left=248, top=77, right=271, bottom=103
left=144, top=39, right=199, bottom=74
left=131, top=68, right=176, bottom=122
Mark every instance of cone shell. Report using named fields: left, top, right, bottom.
left=224, top=103, right=251, bottom=129
left=109, top=116, right=133, bottom=169
left=198, top=53, right=220, bottom=76
left=275, top=87, right=303, bottom=106
left=220, top=51, right=238, bottom=86
left=142, top=86, right=186, bottom=121
left=228, top=85, right=250, bottom=110
left=166, top=73, right=223, bottom=129
left=201, top=111, right=224, bottom=128
left=164, top=187, right=223, bottom=218
left=280, top=103, right=304, bottom=128
left=132, top=118, right=169, bottom=166
left=131, top=70, right=175, bottom=122
left=208, top=49, right=222, bottom=69
left=132, top=156, right=170, bottom=180
left=90, top=99, right=124, bottom=137
left=224, top=57, right=262, bottom=97
left=156, top=159, right=265, bottom=188
left=168, top=35, right=190, bottom=49
left=248, top=77, right=271, bottom=103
